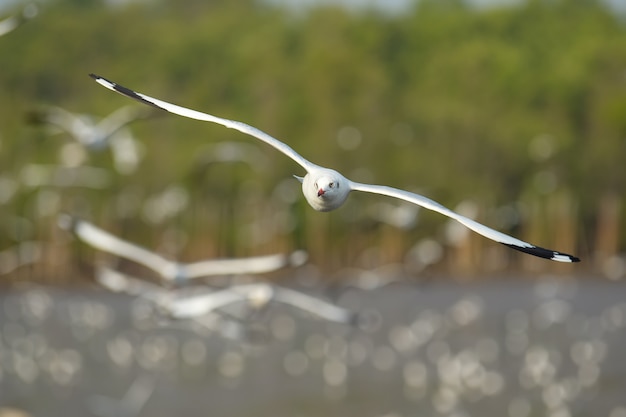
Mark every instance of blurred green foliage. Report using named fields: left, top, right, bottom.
left=0, top=0, right=624, bottom=275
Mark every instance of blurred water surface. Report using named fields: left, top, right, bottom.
left=0, top=275, right=625, bottom=417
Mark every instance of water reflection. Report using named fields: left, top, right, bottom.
left=0, top=277, right=624, bottom=417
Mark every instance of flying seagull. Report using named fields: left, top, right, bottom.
left=27, top=105, right=150, bottom=151
left=58, top=214, right=308, bottom=283
left=89, top=74, right=580, bottom=263
left=96, top=266, right=363, bottom=327
left=168, top=282, right=364, bottom=327
left=95, top=265, right=249, bottom=339
left=0, top=3, right=37, bottom=37
left=27, top=104, right=153, bottom=174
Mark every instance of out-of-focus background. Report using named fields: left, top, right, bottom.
left=0, top=0, right=625, bottom=416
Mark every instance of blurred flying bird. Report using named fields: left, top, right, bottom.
left=90, top=74, right=580, bottom=263
left=27, top=105, right=153, bottom=174
left=0, top=3, right=37, bottom=37
left=95, top=265, right=248, bottom=339
left=58, top=214, right=308, bottom=284
left=168, top=282, right=366, bottom=327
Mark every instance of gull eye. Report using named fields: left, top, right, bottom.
left=329, top=182, right=335, bottom=188
left=314, top=181, right=318, bottom=189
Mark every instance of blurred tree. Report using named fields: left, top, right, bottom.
left=0, top=0, right=624, bottom=275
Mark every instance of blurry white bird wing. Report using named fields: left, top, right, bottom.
left=95, top=266, right=170, bottom=306
left=70, top=218, right=176, bottom=273
left=90, top=74, right=316, bottom=172
left=0, top=4, right=36, bottom=36
left=182, top=252, right=297, bottom=279
left=349, top=181, right=579, bottom=263
left=273, top=286, right=356, bottom=324
left=38, top=106, right=93, bottom=141
left=168, top=287, right=248, bottom=319
left=0, top=15, right=20, bottom=36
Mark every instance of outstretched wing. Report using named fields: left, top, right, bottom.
left=349, top=182, right=580, bottom=263
left=58, top=214, right=175, bottom=272
left=184, top=251, right=306, bottom=279
left=273, top=286, right=358, bottom=324
left=90, top=74, right=315, bottom=172
left=168, top=286, right=250, bottom=319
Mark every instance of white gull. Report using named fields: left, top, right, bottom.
left=89, top=74, right=580, bottom=263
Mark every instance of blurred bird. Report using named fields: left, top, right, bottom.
left=95, top=265, right=248, bottom=339
left=0, top=3, right=37, bottom=37
left=58, top=214, right=308, bottom=284
left=27, top=105, right=153, bottom=174
left=168, top=282, right=371, bottom=328
left=90, top=74, right=581, bottom=263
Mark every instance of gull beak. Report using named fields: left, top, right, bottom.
left=317, top=188, right=325, bottom=197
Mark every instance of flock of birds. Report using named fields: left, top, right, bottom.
left=58, top=214, right=374, bottom=328
left=0, top=62, right=582, bottom=336
left=3, top=68, right=583, bottom=339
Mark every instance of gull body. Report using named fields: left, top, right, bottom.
left=59, top=214, right=308, bottom=283
left=90, top=74, right=580, bottom=263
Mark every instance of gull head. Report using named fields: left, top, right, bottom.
left=298, top=169, right=350, bottom=212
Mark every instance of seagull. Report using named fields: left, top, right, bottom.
left=96, top=266, right=364, bottom=333
left=58, top=214, right=308, bottom=283
left=168, top=282, right=364, bottom=327
left=27, top=105, right=152, bottom=174
left=95, top=265, right=249, bottom=339
left=89, top=74, right=580, bottom=263
left=0, top=3, right=37, bottom=37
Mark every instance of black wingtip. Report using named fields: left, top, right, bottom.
left=89, top=73, right=166, bottom=112
left=503, top=243, right=580, bottom=263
